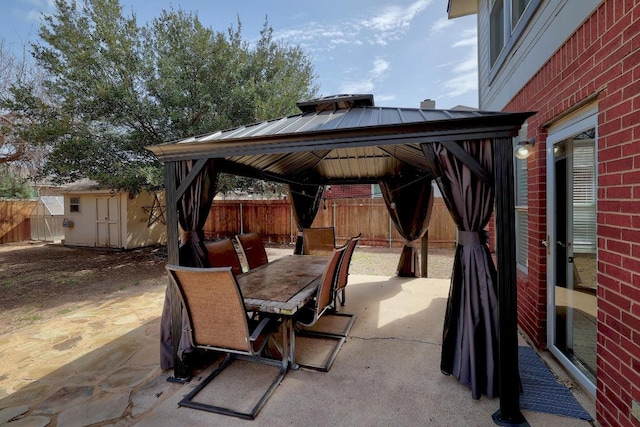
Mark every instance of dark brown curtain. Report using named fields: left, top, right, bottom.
left=423, top=139, right=499, bottom=399
left=177, top=160, right=218, bottom=267
left=288, top=183, right=324, bottom=254
left=379, top=172, right=433, bottom=277
left=160, top=159, right=218, bottom=369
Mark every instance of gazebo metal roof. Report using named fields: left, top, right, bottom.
left=147, top=94, right=532, bottom=184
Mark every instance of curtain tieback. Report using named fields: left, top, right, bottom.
left=458, top=230, right=488, bottom=246
left=181, top=231, right=201, bottom=244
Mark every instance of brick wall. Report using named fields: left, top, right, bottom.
left=504, top=2, right=640, bottom=425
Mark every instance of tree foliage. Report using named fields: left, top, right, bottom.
left=0, top=40, right=49, bottom=179
left=2, top=0, right=318, bottom=194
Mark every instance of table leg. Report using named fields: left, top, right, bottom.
left=282, top=318, right=300, bottom=370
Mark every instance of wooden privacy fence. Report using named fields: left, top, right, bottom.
left=0, top=199, right=37, bottom=244
left=203, top=197, right=456, bottom=249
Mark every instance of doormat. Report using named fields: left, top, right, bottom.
left=518, top=346, right=593, bottom=420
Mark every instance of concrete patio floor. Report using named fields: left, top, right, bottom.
left=0, top=273, right=596, bottom=426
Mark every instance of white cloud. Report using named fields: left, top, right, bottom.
left=452, top=36, right=477, bottom=48
left=338, top=57, right=390, bottom=94
left=453, top=51, right=477, bottom=74
left=375, top=93, right=397, bottom=103
left=371, top=58, right=390, bottom=79
left=444, top=71, right=477, bottom=97
left=438, top=23, right=478, bottom=101
left=361, top=0, right=432, bottom=45
left=274, top=0, right=432, bottom=50
left=339, top=78, right=375, bottom=94
left=430, top=17, right=453, bottom=33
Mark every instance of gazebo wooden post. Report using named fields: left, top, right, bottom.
left=492, top=138, right=528, bottom=426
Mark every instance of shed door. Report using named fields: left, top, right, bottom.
left=96, top=196, right=120, bottom=248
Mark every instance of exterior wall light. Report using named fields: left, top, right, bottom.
left=514, top=137, right=536, bottom=159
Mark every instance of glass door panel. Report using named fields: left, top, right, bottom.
left=552, top=130, right=597, bottom=384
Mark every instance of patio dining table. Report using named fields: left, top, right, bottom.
left=237, top=254, right=329, bottom=369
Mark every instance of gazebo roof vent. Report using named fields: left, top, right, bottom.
left=296, top=94, right=375, bottom=113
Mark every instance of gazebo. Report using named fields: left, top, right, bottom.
left=147, top=94, right=534, bottom=425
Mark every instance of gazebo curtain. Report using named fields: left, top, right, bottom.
left=288, top=183, right=325, bottom=255
left=160, top=159, right=218, bottom=369
left=379, top=173, right=434, bottom=277
left=177, top=160, right=218, bottom=267
left=423, top=139, right=499, bottom=399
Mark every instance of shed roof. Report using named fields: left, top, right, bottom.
left=147, top=95, right=533, bottom=184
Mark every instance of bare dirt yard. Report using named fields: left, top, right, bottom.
left=0, top=241, right=453, bottom=336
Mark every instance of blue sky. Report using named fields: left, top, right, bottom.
left=0, top=0, right=478, bottom=109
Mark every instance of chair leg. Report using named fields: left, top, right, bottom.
left=178, top=352, right=286, bottom=420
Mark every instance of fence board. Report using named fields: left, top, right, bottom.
left=0, top=199, right=37, bottom=244
left=204, top=197, right=456, bottom=248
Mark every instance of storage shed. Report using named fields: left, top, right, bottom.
left=61, top=179, right=167, bottom=249
left=30, top=196, right=64, bottom=242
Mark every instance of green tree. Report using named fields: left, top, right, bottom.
left=2, top=0, right=318, bottom=194
left=0, top=167, right=36, bottom=198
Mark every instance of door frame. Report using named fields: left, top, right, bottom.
left=545, top=105, right=597, bottom=396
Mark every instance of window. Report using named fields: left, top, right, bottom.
left=489, top=0, right=538, bottom=69
left=69, top=197, right=80, bottom=213
left=490, top=0, right=505, bottom=66
left=514, top=123, right=529, bottom=270
left=511, top=0, right=531, bottom=29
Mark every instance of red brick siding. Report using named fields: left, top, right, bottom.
left=504, top=1, right=640, bottom=425
left=323, top=184, right=372, bottom=199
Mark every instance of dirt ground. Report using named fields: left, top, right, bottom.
left=0, top=241, right=453, bottom=336
left=0, top=242, right=169, bottom=336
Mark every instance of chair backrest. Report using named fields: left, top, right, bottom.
left=235, top=233, right=268, bottom=271
left=336, top=233, right=361, bottom=292
left=166, top=265, right=251, bottom=353
left=205, top=239, right=243, bottom=276
left=302, top=227, right=336, bottom=255
left=314, top=245, right=347, bottom=316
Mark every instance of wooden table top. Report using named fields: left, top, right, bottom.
left=238, top=255, right=328, bottom=315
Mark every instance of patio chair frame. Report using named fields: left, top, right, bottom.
left=302, top=226, right=336, bottom=255
left=205, top=238, right=243, bottom=275
left=166, top=265, right=285, bottom=420
left=235, top=232, right=269, bottom=271
left=294, top=246, right=347, bottom=371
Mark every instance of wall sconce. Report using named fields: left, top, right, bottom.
left=514, top=138, right=536, bottom=160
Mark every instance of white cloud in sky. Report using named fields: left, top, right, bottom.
left=339, top=57, right=391, bottom=94
left=275, top=0, right=431, bottom=49
left=430, top=17, right=453, bottom=33
left=371, top=58, right=390, bottom=79
left=339, top=79, right=375, bottom=94
left=361, top=0, right=432, bottom=45
left=443, top=33, right=478, bottom=99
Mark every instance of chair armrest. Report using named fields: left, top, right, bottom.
left=249, top=316, right=273, bottom=342
left=249, top=315, right=278, bottom=354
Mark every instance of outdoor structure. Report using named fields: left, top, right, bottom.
left=147, top=94, right=534, bottom=424
left=60, top=179, right=167, bottom=249
left=447, top=1, right=640, bottom=426
left=29, top=196, right=64, bottom=242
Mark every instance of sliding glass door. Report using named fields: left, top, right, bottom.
left=546, top=108, right=597, bottom=395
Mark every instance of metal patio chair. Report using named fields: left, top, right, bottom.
left=235, top=232, right=269, bottom=271
left=293, top=246, right=347, bottom=371
left=302, top=226, right=336, bottom=255
left=334, top=233, right=361, bottom=308
left=166, top=265, right=285, bottom=420
left=205, top=239, right=243, bottom=275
